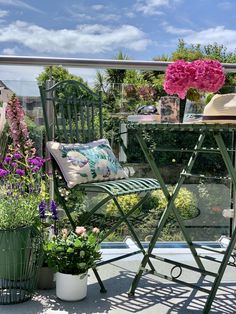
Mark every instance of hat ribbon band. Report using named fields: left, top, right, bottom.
left=202, top=115, right=236, bottom=120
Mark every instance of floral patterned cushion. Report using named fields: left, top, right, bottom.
left=46, top=139, right=127, bottom=188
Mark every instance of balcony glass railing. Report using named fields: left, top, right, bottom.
left=0, top=57, right=235, bottom=247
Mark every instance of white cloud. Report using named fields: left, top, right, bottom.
left=99, top=14, right=120, bottom=22
left=125, top=12, right=135, bottom=18
left=2, top=47, right=17, bottom=54
left=0, top=0, right=42, bottom=13
left=0, top=21, right=150, bottom=54
left=66, top=7, right=120, bottom=23
left=91, top=4, right=104, bottom=11
left=135, top=0, right=168, bottom=15
left=0, top=9, right=8, bottom=18
left=163, top=23, right=194, bottom=35
left=182, top=26, right=236, bottom=51
left=135, top=0, right=181, bottom=15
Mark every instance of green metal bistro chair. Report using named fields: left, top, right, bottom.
left=39, top=79, right=160, bottom=292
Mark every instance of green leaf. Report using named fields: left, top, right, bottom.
left=67, top=247, right=74, bottom=253
left=56, top=246, right=65, bottom=252
left=74, top=239, right=82, bottom=247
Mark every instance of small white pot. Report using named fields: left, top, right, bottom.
left=56, top=272, right=88, bottom=301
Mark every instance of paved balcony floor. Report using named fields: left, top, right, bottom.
left=1, top=250, right=236, bottom=314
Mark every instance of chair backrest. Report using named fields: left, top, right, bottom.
left=39, top=80, right=103, bottom=144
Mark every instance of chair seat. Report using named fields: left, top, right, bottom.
left=81, top=178, right=160, bottom=196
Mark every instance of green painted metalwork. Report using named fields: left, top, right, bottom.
left=127, top=122, right=236, bottom=314
left=39, top=80, right=160, bottom=293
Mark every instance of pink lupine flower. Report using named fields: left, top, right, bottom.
left=6, top=95, right=29, bottom=148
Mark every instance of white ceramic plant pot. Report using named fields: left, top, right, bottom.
left=56, top=272, right=88, bottom=301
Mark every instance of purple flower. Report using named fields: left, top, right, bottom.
left=16, top=168, right=25, bottom=176
left=31, top=166, right=40, bottom=173
left=0, top=168, right=9, bottom=177
left=4, top=156, right=12, bottom=163
left=50, top=200, right=58, bottom=220
left=13, top=152, right=22, bottom=159
left=39, top=200, right=46, bottom=219
left=28, top=157, right=45, bottom=168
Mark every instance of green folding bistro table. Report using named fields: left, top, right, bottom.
left=127, top=122, right=236, bottom=314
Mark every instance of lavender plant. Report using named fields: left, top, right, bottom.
left=0, top=95, right=47, bottom=229
left=0, top=147, right=46, bottom=229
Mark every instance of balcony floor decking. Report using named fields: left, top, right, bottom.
left=1, top=249, right=236, bottom=314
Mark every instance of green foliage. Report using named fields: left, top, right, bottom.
left=123, top=70, right=147, bottom=87
left=171, top=39, right=204, bottom=61
left=57, top=178, right=86, bottom=213
left=25, top=116, right=44, bottom=156
left=0, top=167, right=47, bottom=230
left=101, top=187, right=197, bottom=241
left=94, top=51, right=129, bottom=113
left=147, top=187, right=198, bottom=220
left=0, top=124, right=9, bottom=160
left=197, top=182, right=229, bottom=212
left=36, top=65, right=85, bottom=88
left=171, top=39, right=236, bottom=64
left=45, top=228, right=101, bottom=275
left=0, top=191, right=42, bottom=229
left=137, top=187, right=198, bottom=241
left=105, top=194, right=141, bottom=216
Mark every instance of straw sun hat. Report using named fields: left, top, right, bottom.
left=201, top=93, right=236, bottom=123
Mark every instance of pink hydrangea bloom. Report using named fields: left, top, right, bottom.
left=164, top=59, right=225, bottom=99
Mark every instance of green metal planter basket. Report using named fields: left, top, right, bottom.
left=0, top=226, right=43, bottom=304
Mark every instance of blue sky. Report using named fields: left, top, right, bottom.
left=0, top=0, right=236, bottom=83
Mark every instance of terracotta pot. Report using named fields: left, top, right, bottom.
left=37, top=266, right=55, bottom=290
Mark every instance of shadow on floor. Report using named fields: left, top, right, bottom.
left=1, top=263, right=236, bottom=314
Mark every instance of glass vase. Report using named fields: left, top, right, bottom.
left=183, top=96, right=206, bottom=123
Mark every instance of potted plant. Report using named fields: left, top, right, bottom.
left=37, top=200, right=58, bottom=290
left=45, top=226, right=101, bottom=301
left=0, top=95, right=47, bottom=304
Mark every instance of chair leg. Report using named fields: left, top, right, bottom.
left=112, top=196, right=156, bottom=273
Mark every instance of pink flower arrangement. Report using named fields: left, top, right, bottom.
left=164, top=59, right=225, bottom=99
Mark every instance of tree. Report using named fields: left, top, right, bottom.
left=94, top=51, right=129, bottom=112
left=37, top=66, right=85, bottom=87
left=171, top=39, right=204, bottom=61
